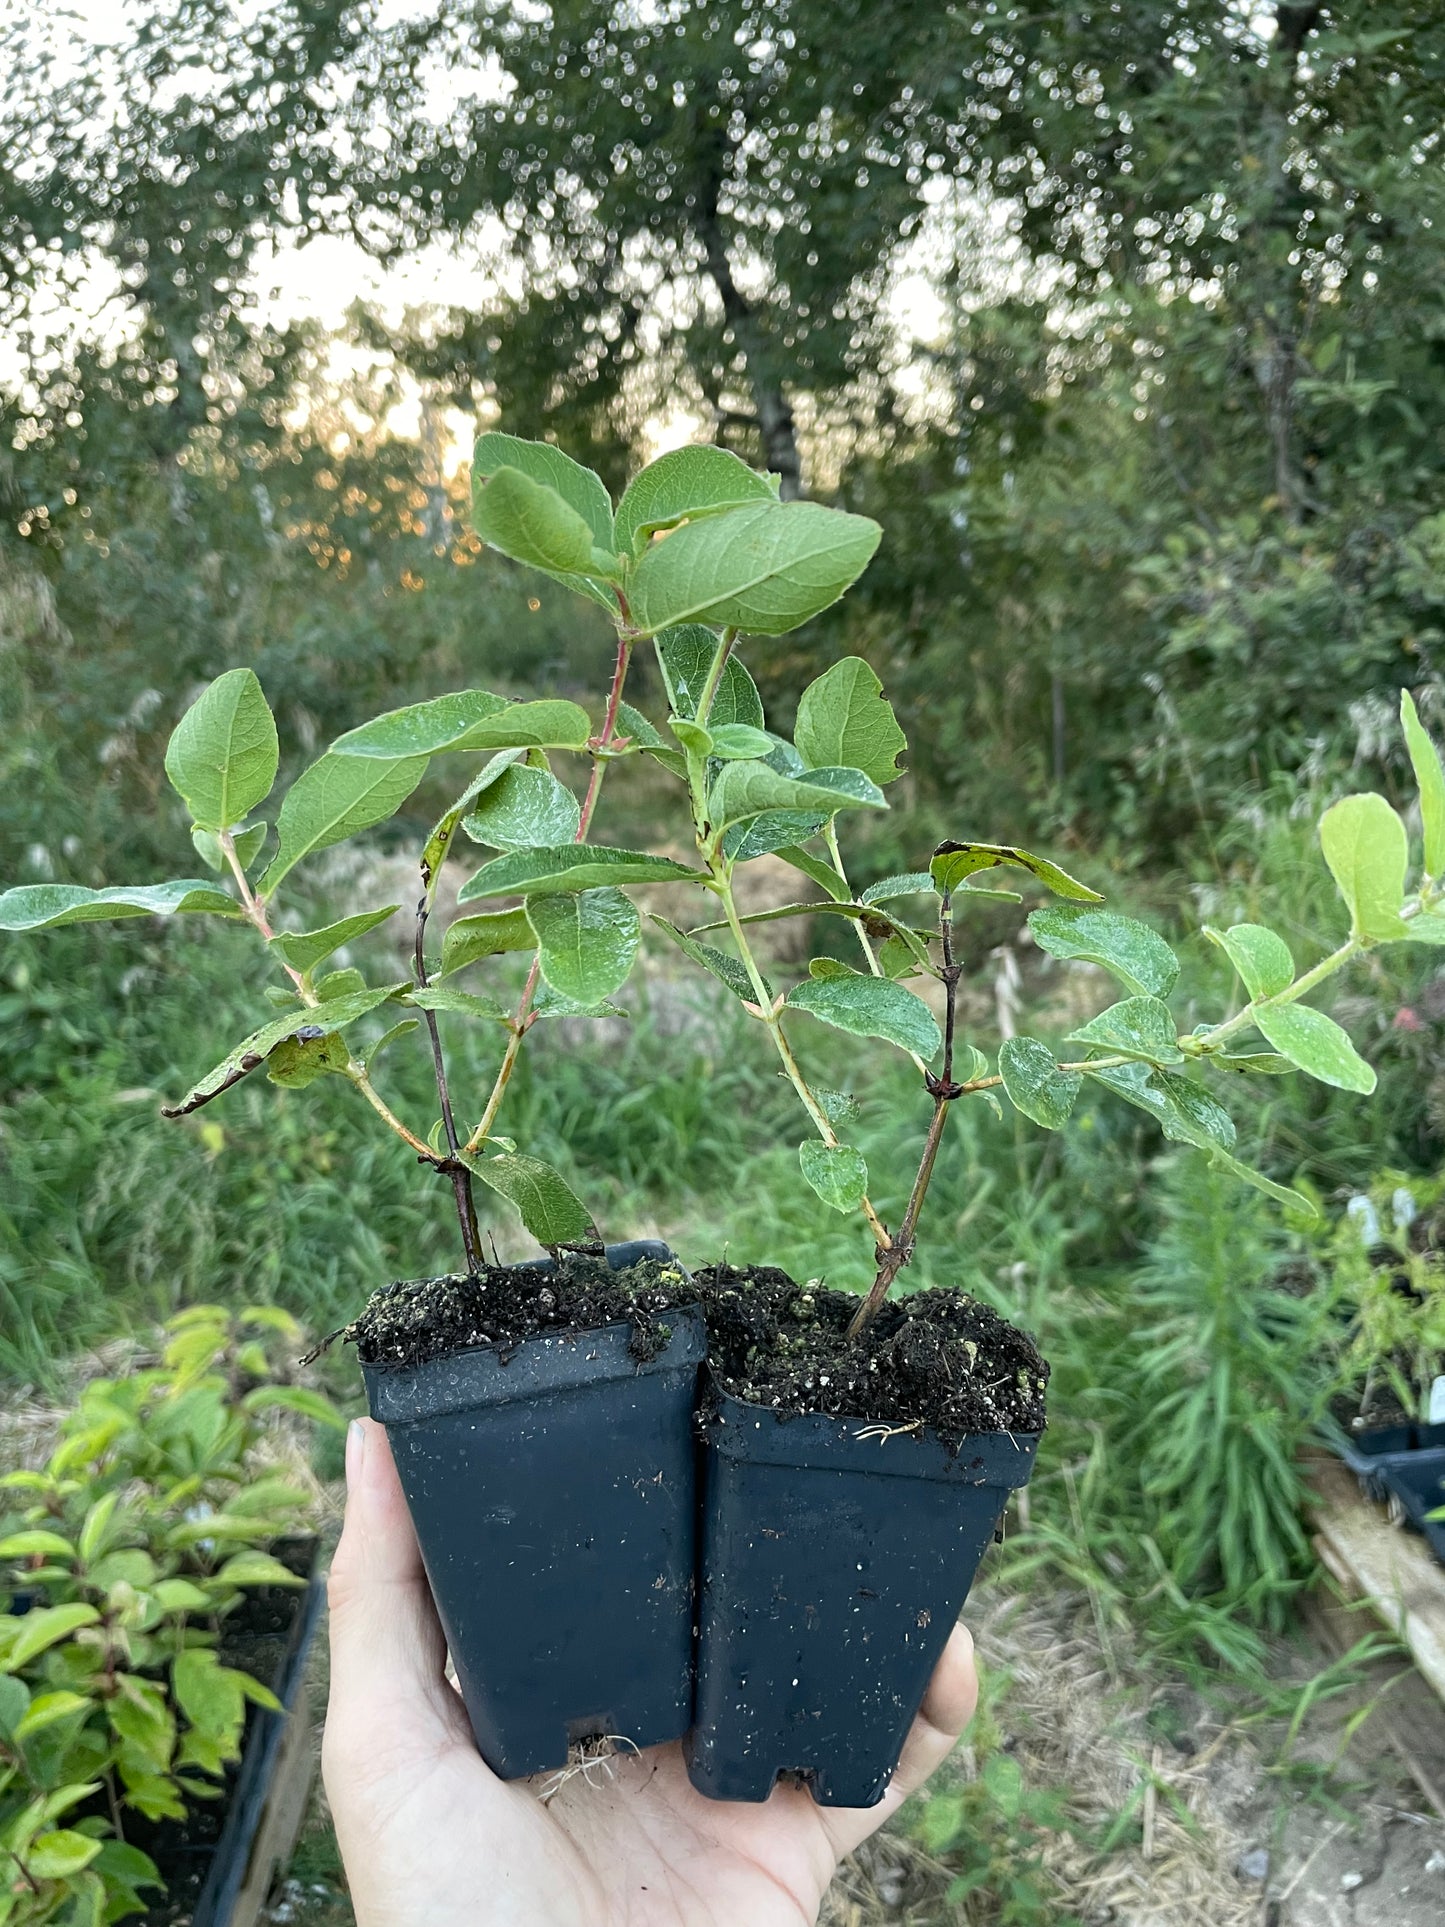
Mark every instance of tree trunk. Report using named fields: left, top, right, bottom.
left=695, top=137, right=805, bottom=498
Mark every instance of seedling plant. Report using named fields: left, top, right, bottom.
left=5, top=436, right=1445, bottom=1341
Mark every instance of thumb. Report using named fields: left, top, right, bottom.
left=324, top=1418, right=471, bottom=1767
left=818, top=1622, right=979, bottom=1858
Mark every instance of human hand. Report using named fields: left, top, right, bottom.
left=323, top=1417, right=978, bottom=1927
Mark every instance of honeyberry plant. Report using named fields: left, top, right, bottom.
left=6, top=433, right=1445, bottom=1326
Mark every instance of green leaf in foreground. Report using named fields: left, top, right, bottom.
left=472, top=464, right=599, bottom=575
left=526, top=888, right=640, bottom=1004
left=861, top=872, right=935, bottom=905
left=707, top=761, right=886, bottom=833
left=1253, top=1002, right=1375, bottom=1093
left=1066, top=996, right=1182, bottom=1065
left=161, top=985, right=407, bottom=1115
left=0, top=880, right=240, bottom=931
left=614, top=444, right=777, bottom=554
left=784, top=975, right=940, bottom=1057
left=794, top=656, right=906, bottom=787
left=259, top=754, right=428, bottom=896
left=463, top=766, right=581, bottom=849
left=1208, top=1147, right=1318, bottom=1218
left=334, top=693, right=591, bottom=759
left=439, top=908, right=536, bottom=976
left=629, top=500, right=883, bottom=636
left=1085, top=1059, right=1236, bottom=1150
left=798, top=1141, right=868, bottom=1212
left=268, top=906, right=399, bottom=975
left=192, top=821, right=267, bottom=874
left=1401, top=689, right=1445, bottom=879
left=473, top=432, right=614, bottom=550
left=265, top=1029, right=351, bottom=1088
left=460, top=1152, right=597, bottom=1246
left=998, top=1036, right=1081, bottom=1129
left=775, top=845, right=850, bottom=902
left=654, top=624, right=765, bottom=729
left=406, top=986, right=510, bottom=1020
left=164, top=667, right=279, bottom=831
left=651, top=916, right=770, bottom=1004
left=458, top=845, right=707, bottom=903
left=1202, top=922, right=1293, bottom=1000
left=1028, top=905, right=1180, bottom=998
left=1318, top=792, right=1409, bottom=941
left=931, top=840, right=1101, bottom=902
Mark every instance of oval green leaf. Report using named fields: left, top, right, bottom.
left=164, top=667, right=279, bottom=832
left=798, top=1141, right=868, bottom=1212
left=615, top=444, right=778, bottom=555
left=794, top=657, right=906, bottom=787
left=463, top=766, right=581, bottom=850
left=268, top=906, right=399, bottom=975
left=160, top=984, right=408, bottom=1116
left=259, top=754, right=428, bottom=896
left=460, top=1151, right=597, bottom=1246
left=931, top=840, right=1100, bottom=903
left=1319, top=792, right=1410, bottom=941
left=1202, top=923, right=1294, bottom=1000
left=708, top=762, right=886, bottom=834
left=1028, top=905, right=1179, bottom=998
left=998, top=1036, right=1081, bottom=1129
left=784, top=975, right=940, bottom=1058
left=654, top=624, right=765, bottom=729
left=473, top=432, right=615, bottom=549
left=1066, top=996, right=1183, bottom=1065
left=526, top=888, right=640, bottom=1005
left=457, top=846, right=707, bottom=903
left=439, top=907, right=536, bottom=976
left=1401, top=690, right=1445, bottom=880
left=1254, top=1002, right=1376, bottom=1093
left=0, top=880, right=240, bottom=932
left=630, top=501, right=882, bottom=636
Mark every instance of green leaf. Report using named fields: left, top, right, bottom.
left=458, top=845, right=706, bottom=903
left=316, top=966, right=367, bottom=1000
left=0, top=1674, right=28, bottom=1737
left=998, top=1037, right=1082, bottom=1129
left=615, top=444, right=778, bottom=554
left=931, top=840, right=1101, bottom=902
left=472, top=464, right=600, bottom=575
left=1066, top=996, right=1183, bottom=1065
left=406, top=986, right=510, bottom=1020
left=614, top=701, right=681, bottom=768
left=439, top=908, right=536, bottom=976
left=214, top=1551, right=306, bottom=1588
left=1318, top=792, right=1410, bottom=941
left=4, top=1604, right=100, bottom=1670
left=420, top=751, right=527, bottom=881
left=473, top=432, right=615, bottom=550
left=1210, top=1050, right=1296, bottom=1075
left=268, top=906, right=399, bottom=974
left=26, top=1829, right=103, bottom=1880
left=709, top=723, right=776, bottom=761
left=813, top=1086, right=861, bottom=1124
left=1203, top=923, right=1294, bottom=999
left=707, top=762, right=886, bottom=833
left=530, top=986, right=628, bottom=1020
left=654, top=625, right=765, bottom=729
left=861, top=872, right=935, bottom=906
left=265, top=1029, right=351, bottom=1087
left=784, top=976, right=940, bottom=1057
left=526, top=888, right=639, bottom=1005
left=161, top=985, right=407, bottom=1116
left=650, top=916, right=769, bottom=1004
left=360, top=1017, right=419, bottom=1070
left=630, top=501, right=883, bottom=636
left=1402, top=690, right=1445, bottom=879
left=1028, top=905, right=1180, bottom=997
left=0, top=879, right=239, bottom=931
left=150, top=1579, right=213, bottom=1614
left=1253, top=1002, right=1375, bottom=1093
left=1085, top=1060, right=1236, bottom=1150
left=462, top=765, right=581, bottom=849
left=335, top=693, right=592, bottom=760
left=1207, top=1148, right=1319, bottom=1218
left=259, top=754, right=428, bottom=896
left=798, top=1141, right=868, bottom=1212
left=241, top=1385, right=345, bottom=1431
left=164, top=668, right=279, bottom=831
left=14, top=1691, right=90, bottom=1740
left=0, top=1529, right=76, bottom=1560
left=192, top=821, right=267, bottom=873
left=794, top=657, right=907, bottom=787
left=460, top=1152, right=597, bottom=1246
left=669, top=717, right=714, bottom=756
left=723, top=810, right=830, bottom=861
left=775, top=845, right=850, bottom=902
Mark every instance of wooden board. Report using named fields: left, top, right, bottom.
left=1304, top=1449, right=1445, bottom=1817
left=229, top=1672, right=319, bottom=1927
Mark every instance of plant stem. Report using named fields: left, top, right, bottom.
left=414, top=892, right=482, bottom=1273
left=849, top=888, right=962, bottom=1338
left=715, top=872, right=893, bottom=1253
left=823, top=820, right=930, bottom=1076
left=694, top=626, right=737, bottom=725
left=216, top=829, right=446, bottom=1173
left=463, top=620, right=638, bottom=1159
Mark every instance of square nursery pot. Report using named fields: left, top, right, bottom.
left=1328, top=1416, right=1445, bottom=1500
left=684, top=1389, right=1041, bottom=1808
left=1376, top=1450, right=1445, bottom=1566
left=361, top=1241, right=705, bottom=1781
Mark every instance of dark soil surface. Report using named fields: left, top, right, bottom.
left=124, top=1537, right=317, bottom=1927
left=695, top=1264, right=1049, bottom=1441
left=346, top=1252, right=696, bottom=1371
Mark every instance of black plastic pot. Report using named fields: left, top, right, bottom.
left=1377, top=1450, right=1445, bottom=1566
left=362, top=1241, right=705, bottom=1780
left=685, top=1389, right=1040, bottom=1808
left=1328, top=1417, right=1445, bottom=1500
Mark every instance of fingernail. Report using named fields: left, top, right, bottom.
left=346, top=1418, right=367, bottom=1489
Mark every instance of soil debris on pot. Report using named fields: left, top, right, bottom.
left=695, top=1264, right=1048, bottom=1441
left=346, top=1252, right=696, bottom=1371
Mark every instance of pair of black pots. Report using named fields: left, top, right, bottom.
left=1332, top=1417, right=1445, bottom=1567
left=360, top=1242, right=1040, bottom=1809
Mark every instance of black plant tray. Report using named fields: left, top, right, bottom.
left=1376, top=1450, right=1445, bottom=1567
left=684, top=1388, right=1040, bottom=1808
left=362, top=1241, right=706, bottom=1780
left=1326, top=1416, right=1445, bottom=1499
